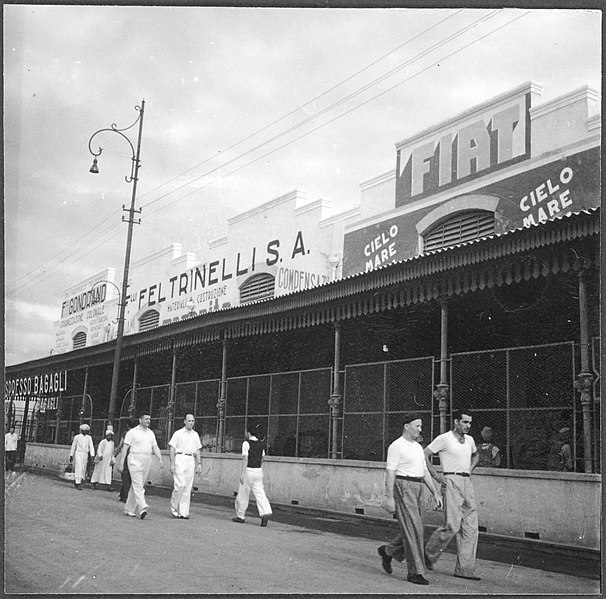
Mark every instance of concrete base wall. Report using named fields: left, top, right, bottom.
left=24, top=443, right=601, bottom=550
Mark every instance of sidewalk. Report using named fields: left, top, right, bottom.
left=4, top=471, right=601, bottom=595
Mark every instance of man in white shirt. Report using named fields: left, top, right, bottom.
left=122, top=413, right=163, bottom=519
left=5, top=426, right=19, bottom=471
left=69, top=423, right=95, bottom=489
left=424, top=409, right=480, bottom=581
left=378, top=413, right=442, bottom=586
left=169, top=414, right=202, bottom=519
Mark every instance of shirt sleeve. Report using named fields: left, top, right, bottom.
left=427, top=434, right=445, bottom=455
left=385, top=442, right=398, bottom=471
left=469, top=436, right=477, bottom=454
left=195, top=433, right=202, bottom=451
left=168, top=432, right=178, bottom=449
left=242, top=441, right=250, bottom=456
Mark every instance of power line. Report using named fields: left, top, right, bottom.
left=8, top=11, right=467, bottom=292
left=140, top=10, right=500, bottom=212
left=9, top=10, right=527, bottom=294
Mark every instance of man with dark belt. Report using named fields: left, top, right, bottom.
left=378, top=413, right=442, bottom=586
left=424, top=409, right=480, bottom=581
left=168, top=414, right=202, bottom=519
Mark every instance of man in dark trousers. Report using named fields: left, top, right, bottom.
left=232, top=423, right=272, bottom=526
left=378, top=413, right=442, bottom=586
left=114, top=420, right=136, bottom=502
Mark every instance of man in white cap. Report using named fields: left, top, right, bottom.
left=69, top=424, right=95, bottom=490
left=91, top=429, right=116, bottom=490
left=122, top=412, right=163, bottom=519
left=168, top=414, right=202, bottom=519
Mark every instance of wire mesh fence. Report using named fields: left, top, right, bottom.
left=12, top=340, right=599, bottom=473
left=341, top=357, right=435, bottom=461
left=450, top=341, right=594, bottom=472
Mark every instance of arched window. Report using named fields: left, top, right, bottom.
left=139, top=309, right=160, bottom=332
left=240, top=273, right=275, bottom=304
left=72, top=331, right=87, bottom=350
left=423, top=210, right=495, bottom=252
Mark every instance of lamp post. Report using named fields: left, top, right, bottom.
left=88, top=100, right=145, bottom=428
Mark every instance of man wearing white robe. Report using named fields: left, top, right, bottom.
left=122, top=413, right=163, bottom=519
left=169, top=414, right=202, bottom=519
left=69, top=424, right=95, bottom=490
left=91, top=429, right=116, bottom=489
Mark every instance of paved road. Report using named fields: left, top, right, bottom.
left=4, top=471, right=601, bottom=595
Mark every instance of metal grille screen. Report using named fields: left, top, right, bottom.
left=139, top=309, right=160, bottom=331
left=72, top=332, right=87, bottom=350
left=424, top=210, right=494, bottom=252
left=240, top=273, right=275, bottom=303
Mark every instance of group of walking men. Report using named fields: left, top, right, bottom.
left=69, top=412, right=272, bottom=526
left=68, top=407, right=480, bottom=584
left=378, top=410, right=481, bottom=586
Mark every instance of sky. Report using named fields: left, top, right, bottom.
left=4, top=5, right=602, bottom=366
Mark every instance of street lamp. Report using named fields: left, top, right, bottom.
left=88, top=100, right=145, bottom=428
left=90, top=279, right=123, bottom=324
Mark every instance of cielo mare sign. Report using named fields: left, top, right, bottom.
left=395, top=87, right=531, bottom=207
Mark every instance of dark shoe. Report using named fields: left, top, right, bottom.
left=424, top=553, right=434, bottom=571
left=260, top=515, right=269, bottom=527
left=179, top=515, right=190, bottom=519
left=140, top=510, right=147, bottom=520
left=454, top=574, right=481, bottom=581
left=92, top=483, right=97, bottom=490
left=76, top=484, right=83, bottom=490
left=107, top=487, right=114, bottom=492
left=232, top=517, right=245, bottom=523
left=377, top=545, right=393, bottom=574
left=407, top=574, right=429, bottom=585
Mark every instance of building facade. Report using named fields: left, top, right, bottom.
left=5, top=81, right=601, bottom=480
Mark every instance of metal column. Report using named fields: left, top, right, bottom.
left=574, top=270, right=594, bottom=473
left=433, top=298, right=450, bottom=434
left=217, top=333, right=228, bottom=453
left=328, top=322, right=342, bottom=459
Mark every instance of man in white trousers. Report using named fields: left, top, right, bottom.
left=122, top=412, right=163, bottom=519
left=168, top=414, right=202, bottom=519
left=232, top=423, right=272, bottom=526
left=69, top=423, right=95, bottom=490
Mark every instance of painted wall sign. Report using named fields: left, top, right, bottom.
left=61, top=282, right=107, bottom=319
left=4, top=371, right=68, bottom=400
left=395, top=93, right=530, bottom=207
left=343, top=148, right=599, bottom=277
left=130, top=230, right=312, bottom=311
left=53, top=191, right=341, bottom=355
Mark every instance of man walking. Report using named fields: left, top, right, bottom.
left=169, top=414, right=202, bottom=519
left=69, top=423, right=95, bottom=490
left=114, top=419, right=136, bottom=503
left=5, top=426, right=19, bottom=472
left=424, top=409, right=481, bottom=581
left=122, top=412, right=163, bottom=519
left=378, top=413, right=442, bottom=586
left=91, top=429, right=116, bottom=490
left=232, top=423, right=272, bottom=526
